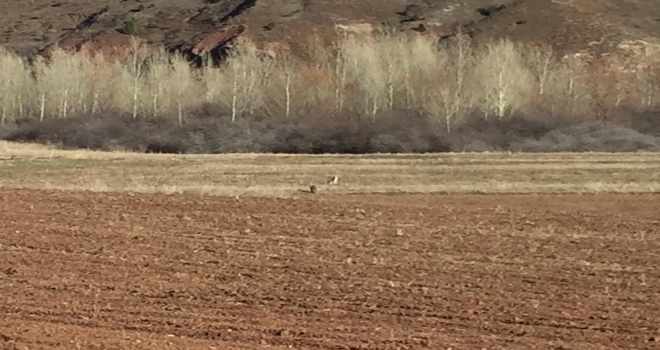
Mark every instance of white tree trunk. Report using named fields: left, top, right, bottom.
left=39, top=92, right=46, bottom=122
left=285, top=73, right=291, bottom=118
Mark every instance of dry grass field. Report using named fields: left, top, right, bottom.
left=1, top=141, right=660, bottom=196
left=1, top=141, right=660, bottom=349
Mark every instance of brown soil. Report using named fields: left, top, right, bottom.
left=1, top=188, right=659, bottom=349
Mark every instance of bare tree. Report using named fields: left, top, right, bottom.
left=377, top=29, right=405, bottom=111
left=125, top=37, right=149, bottom=119
left=635, top=47, right=660, bottom=109
left=266, top=49, right=298, bottom=118
left=475, top=38, right=535, bottom=119
left=0, top=48, right=31, bottom=125
left=145, top=49, right=171, bottom=118
left=436, top=30, right=474, bottom=132
left=548, top=54, right=592, bottom=118
left=525, top=43, right=555, bottom=96
left=341, top=34, right=387, bottom=121
left=168, top=53, right=198, bottom=125
left=31, top=49, right=84, bottom=121
left=402, top=34, right=442, bottom=110
left=218, top=38, right=273, bottom=122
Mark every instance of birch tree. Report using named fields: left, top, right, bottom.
left=635, top=49, right=660, bottom=109
left=435, top=30, right=474, bottom=132
left=341, top=36, right=387, bottom=121
left=548, top=54, right=591, bottom=118
left=265, top=50, right=299, bottom=118
left=144, top=49, right=171, bottom=118
left=0, top=48, right=31, bottom=124
left=475, top=38, right=534, bottom=119
left=219, top=39, right=272, bottom=122
left=125, top=37, right=149, bottom=119
left=525, top=43, right=555, bottom=96
left=168, top=54, right=198, bottom=125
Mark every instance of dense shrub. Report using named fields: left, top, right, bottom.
left=4, top=111, right=660, bottom=153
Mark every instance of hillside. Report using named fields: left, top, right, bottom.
left=2, top=0, right=660, bottom=59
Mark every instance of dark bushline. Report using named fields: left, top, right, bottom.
left=2, top=109, right=660, bottom=154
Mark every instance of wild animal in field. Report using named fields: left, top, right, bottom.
left=327, top=176, right=339, bottom=185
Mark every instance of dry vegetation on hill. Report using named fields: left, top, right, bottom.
left=1, top=29, right=660, bottom=153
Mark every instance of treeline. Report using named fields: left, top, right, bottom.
left=1, top=30, right=660, bottom=153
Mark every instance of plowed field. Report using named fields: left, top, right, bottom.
left=1, top=188, right=659, bottom=349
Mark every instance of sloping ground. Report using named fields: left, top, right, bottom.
left=1, top=0, right=659, bottom=58
left=466, top=0, right=660, bottom=53
left=2, top=0, right=254, bottom=59
left=1, top=188, right=659, bottom=349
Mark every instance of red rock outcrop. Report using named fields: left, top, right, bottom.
left=38, top=31, right=148, bottom=62
left=189, top=24, right=246, bottom=57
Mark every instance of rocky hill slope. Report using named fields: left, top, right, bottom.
left=2, top=0, right=660, bottom=60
